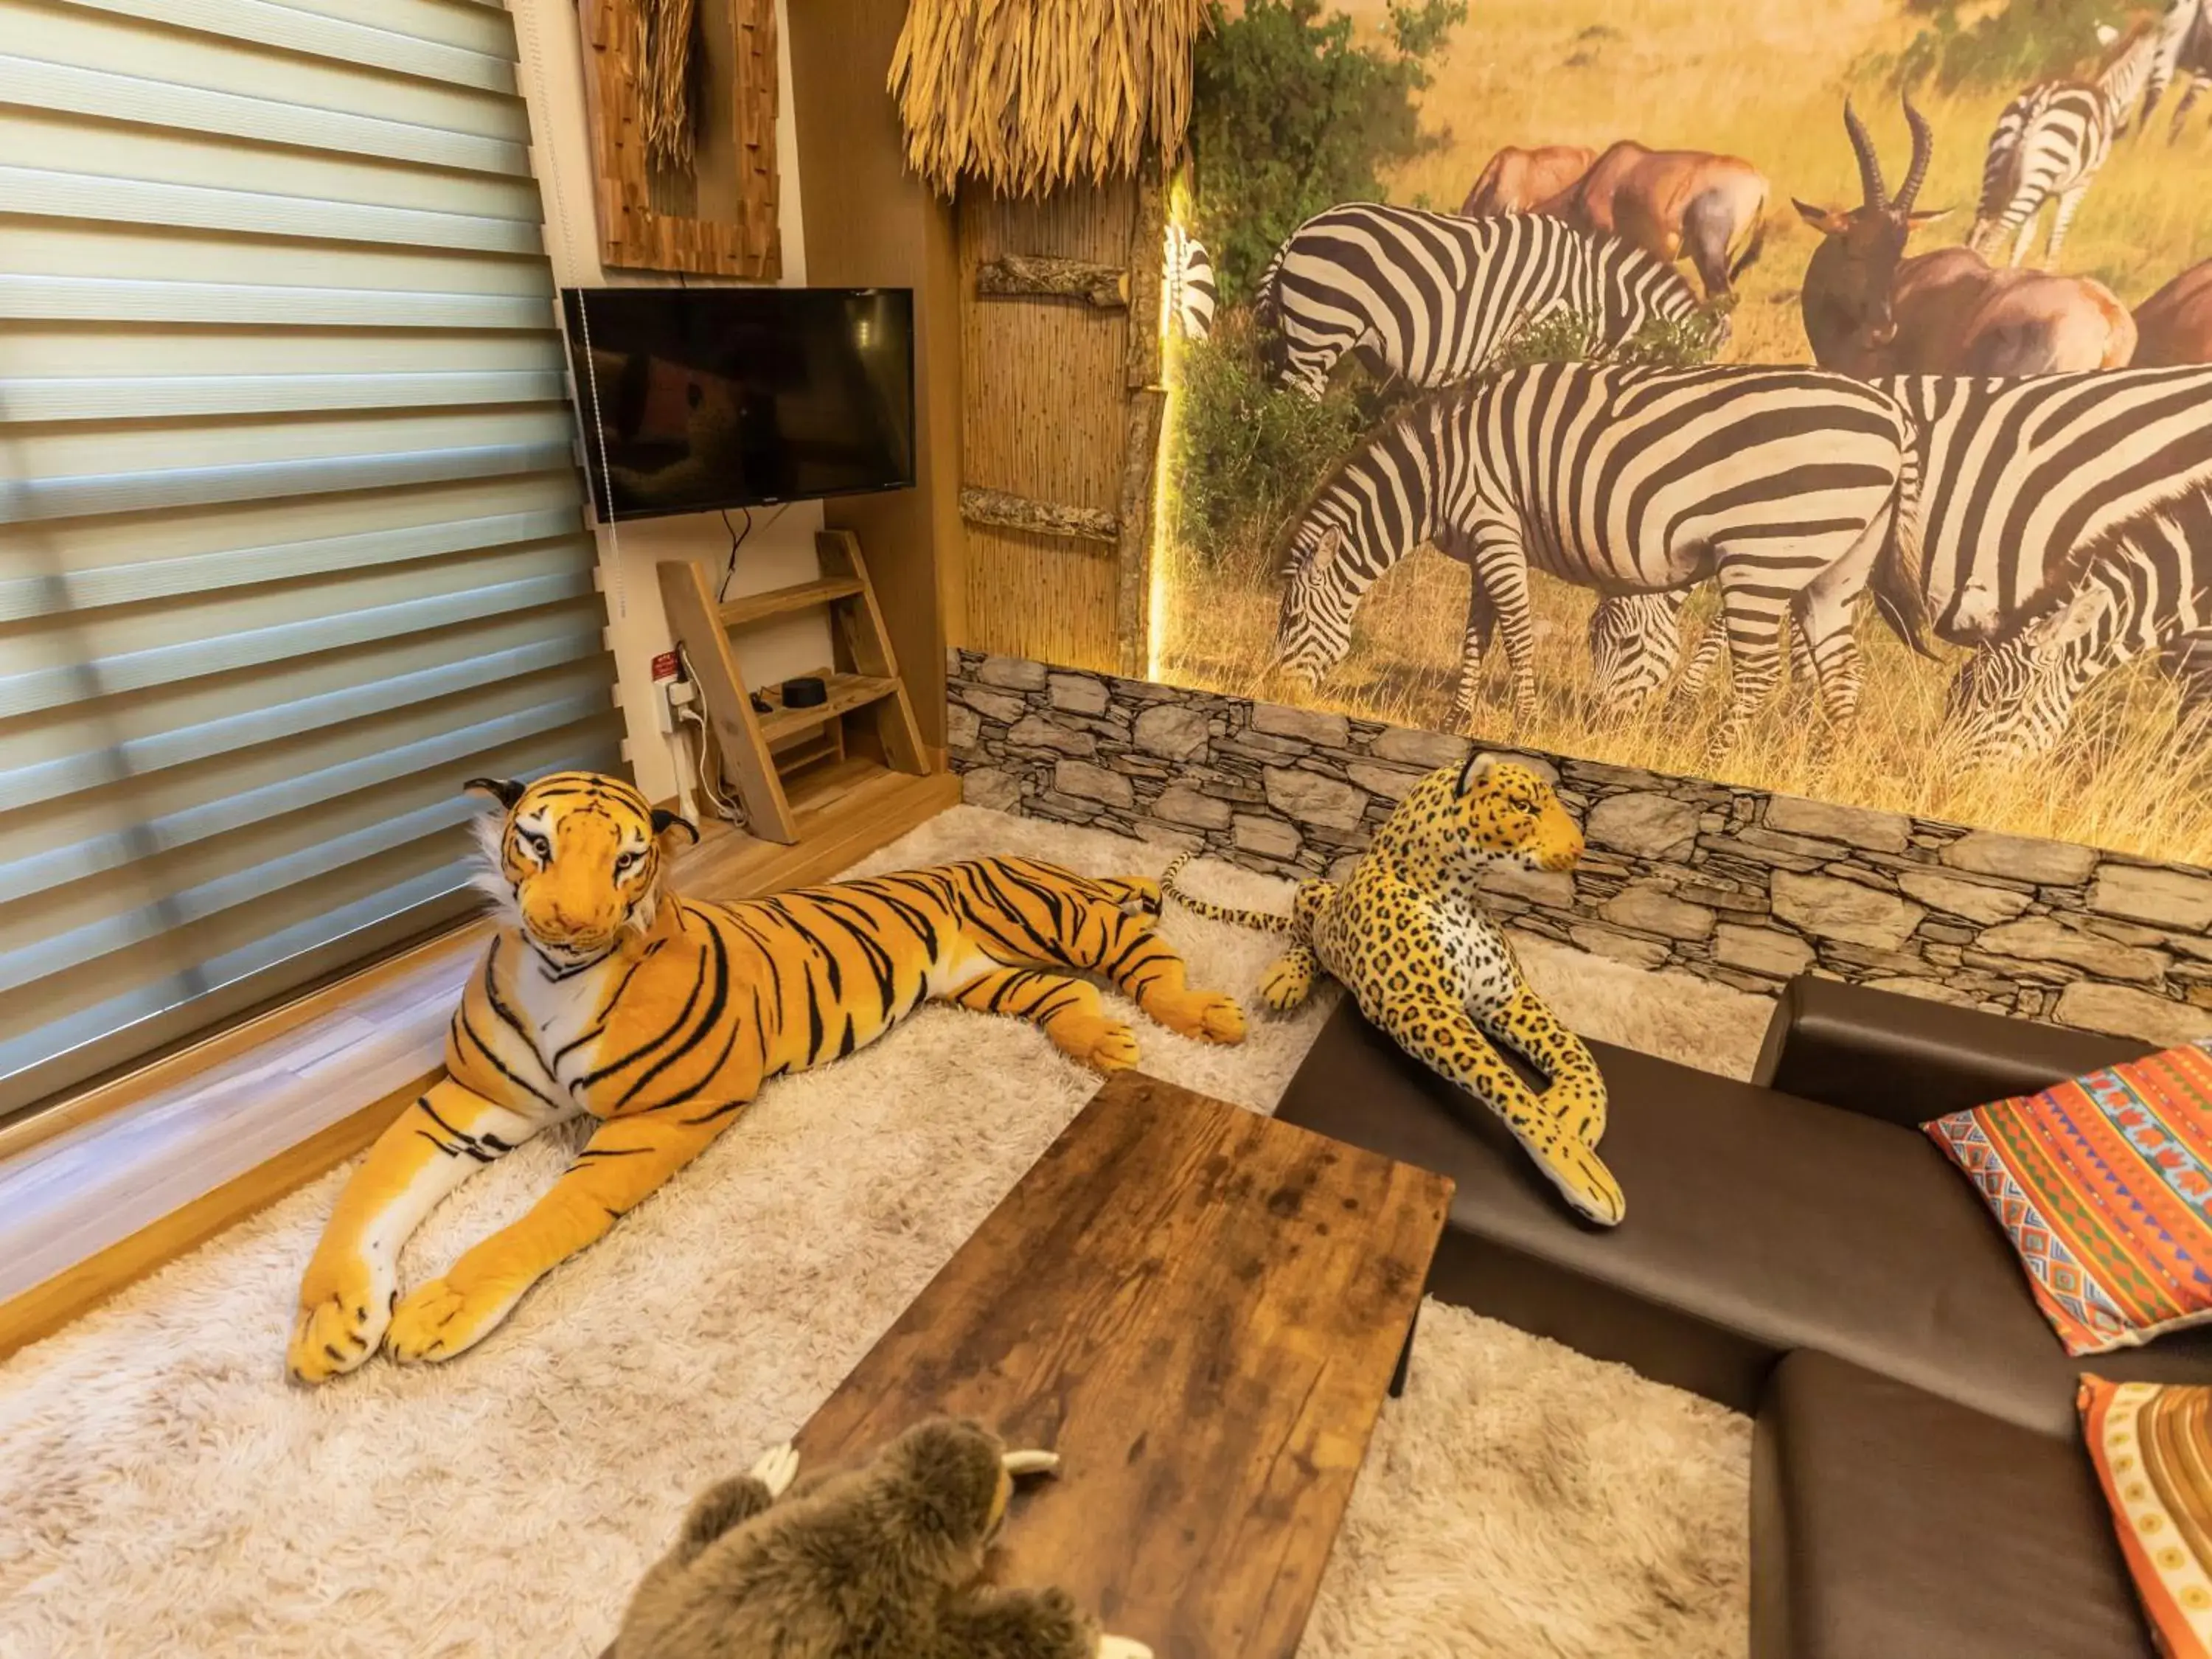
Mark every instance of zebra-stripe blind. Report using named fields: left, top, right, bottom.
left=0, top=0, right=619, bottom=1117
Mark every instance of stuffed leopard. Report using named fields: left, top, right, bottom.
left=1163, top=752, right=1623, bottom=1225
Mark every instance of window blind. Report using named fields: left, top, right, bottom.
left=0, top=0, right=620, bottom=1116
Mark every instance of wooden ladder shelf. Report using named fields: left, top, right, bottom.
left=658, top=530, right=931, bottom=845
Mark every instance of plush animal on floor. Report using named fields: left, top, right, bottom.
left=1163, top=753, right=1622, bottom=1225
left=606, top=1419, right=1150, bottom=1659
left=286, top=771, right=1245, bottom=1383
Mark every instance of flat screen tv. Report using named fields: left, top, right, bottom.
left=560, top=285, right=916, bottom=522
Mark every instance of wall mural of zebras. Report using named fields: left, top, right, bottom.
left=1149, top=0, right=2212, bottom=867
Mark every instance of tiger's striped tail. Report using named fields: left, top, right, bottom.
left=1159, top=852, right=1297, bottom=934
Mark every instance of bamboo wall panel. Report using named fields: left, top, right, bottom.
left=959, top=181, right=1138, bottom=672
left=580, top=0, right=781, bottom=276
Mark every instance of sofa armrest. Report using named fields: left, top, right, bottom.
left=1750, top=975, right=2155, bottom=1129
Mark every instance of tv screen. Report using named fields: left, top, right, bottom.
left=560, top=286, right=916, bottom=521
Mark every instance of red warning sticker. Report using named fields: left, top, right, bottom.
left=651, top=650, right=680, bottom=681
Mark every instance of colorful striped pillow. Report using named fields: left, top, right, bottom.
left=2080, top=1376, right=2212, bottom=1658
left=1924, top=1040, right=2212, bottom=1357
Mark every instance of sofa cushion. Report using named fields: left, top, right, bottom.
left=1926, top=1040, right=2212, bottom=1356
left=1753, top=1349, right=2152, bottom=1659
left=2080, top=1375, right=2212, bottom=1658
left=1275, top=1001, right=2212, bottom=1436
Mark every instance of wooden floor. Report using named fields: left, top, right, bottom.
left=0, top=762, right=960, bottom=1361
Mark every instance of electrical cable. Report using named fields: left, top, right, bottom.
left=717, top=505, right=753, bottom=602
left=674, top=641, right=745, bottom=824
left=677, top=705, right=743, bottom=824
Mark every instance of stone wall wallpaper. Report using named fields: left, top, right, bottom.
left=950, top=649, right=2212, bottom=1044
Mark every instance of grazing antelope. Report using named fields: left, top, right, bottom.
left=1460, top=145, right=1598, bottom=216
left=1970, top=23, right=2161, bottom=266
left=1251, top=204, right=1700, bottom=400
left=1533, top=142, right=1770, bottom=301
left=1798, top=99, right=2135, bottom=375
left=2136, top=260, right=2212, bottom=364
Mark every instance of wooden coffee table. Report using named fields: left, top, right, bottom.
left=793, top=1070, right=1453, bottom=1658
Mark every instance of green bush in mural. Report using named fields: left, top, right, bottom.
left=1189, top=0, right=1467, bottom=305
left=1882, top=0, right=2114, bottom=94
left=1166, top=314, right=1368, bottom=577
left=1490, top=310, right=1725, bottom=372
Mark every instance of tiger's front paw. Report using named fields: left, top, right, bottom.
left=1054, top=1015, right=1141, bottom=1071
left=385, top=1273, right=524, bottom=1366
left=287, top=1251, right=392, bottom=1384
left=1176, top=990, right=1247, bottom=1045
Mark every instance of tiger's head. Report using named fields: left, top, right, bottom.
left=466, top=771, right=698, bottom=969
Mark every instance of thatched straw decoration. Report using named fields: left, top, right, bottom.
left=888, top=0, right=1211, bottom=198
left=637, top=0, right=698, bottom=175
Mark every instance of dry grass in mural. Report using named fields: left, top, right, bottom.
left=888, top=0, right=1211, bottom=197
left=1155, top=546, right=2212, bottom=863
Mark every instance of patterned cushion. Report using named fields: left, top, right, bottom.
left=2080, top=1376, right=2212, bottom=1658
left=1924, top=1040, right=2212, bottom=1357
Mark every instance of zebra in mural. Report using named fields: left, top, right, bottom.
left=1944, top=492, right=2212, bottom=762
left=1969, top=21, right=2163, bottom=266
left=1252, top=204, right=1704, bottom=401
left=1272, top=361, right=1916, bottom=758
left=2142, top=0, right=2211, bottom=140
left=1582, top=366, right=2212, bottom=747
left=1162, top=223, right=1217, bottom=340
left=1438, top=554, right=1818, bottom=721
left=1882, top=369, right=2212, bottom=643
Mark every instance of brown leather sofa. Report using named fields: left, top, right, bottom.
left=1275, top=974, right=2212, bottom=1658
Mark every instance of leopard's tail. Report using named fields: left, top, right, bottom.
left=1159, top=851, right=1296, bottom=934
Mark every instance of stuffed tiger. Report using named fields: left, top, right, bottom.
left=287, top=771, right=1247, bottom=1384
left=1160, top=754, right=1622, bottom=1227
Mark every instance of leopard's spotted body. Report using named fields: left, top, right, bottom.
left=1164, top=754, right=1623, bottom=1225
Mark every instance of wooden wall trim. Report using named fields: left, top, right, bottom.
left=959, top=485, right=1119, bottom=543
left=1113, top=167, right=1167, bottom=678
left=975, top=254, right=1129, bottom=308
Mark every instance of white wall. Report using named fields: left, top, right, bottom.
left=509, top=0, right=827, bottom=807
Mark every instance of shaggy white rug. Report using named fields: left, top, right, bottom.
left=0, top=806, right=1764, bottom=1659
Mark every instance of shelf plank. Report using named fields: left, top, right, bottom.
left=717, top=575, right=866, bottom=628
left=755, top=670, right=898, bottom=744
left=657, top=559, right=797, bottom=844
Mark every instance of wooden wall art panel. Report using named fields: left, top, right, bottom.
left=578, top=0, right=782, bottom=277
